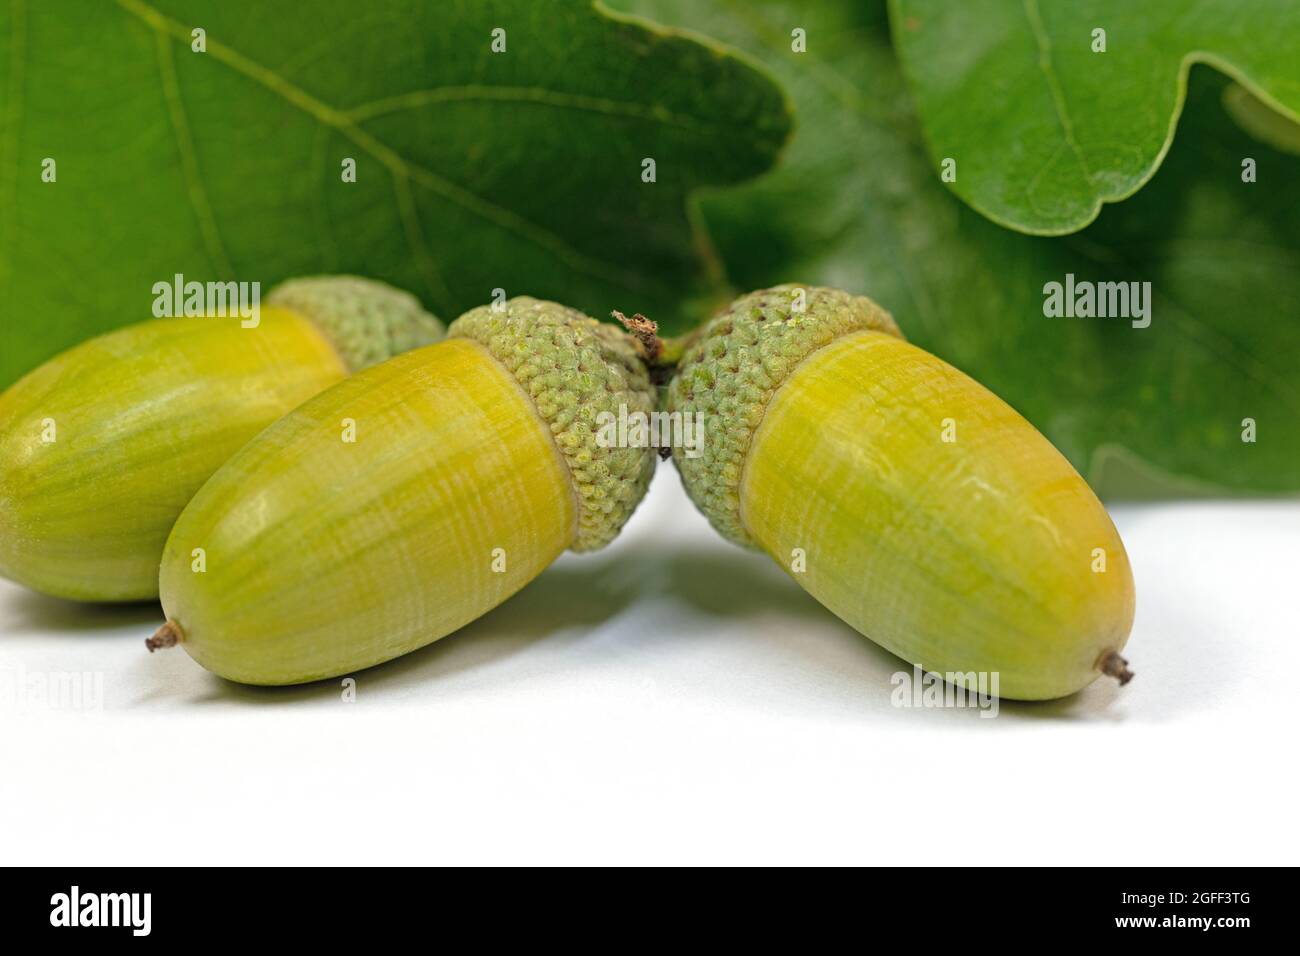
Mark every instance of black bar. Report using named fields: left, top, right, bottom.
left=4, top=867, right=1287, bottom=941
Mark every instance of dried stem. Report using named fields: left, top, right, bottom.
left=612, top=309, right=662, bottom=364
left=145, top=619, right=182, bottom=652
left=1098, top=649, right=1134, bottom=686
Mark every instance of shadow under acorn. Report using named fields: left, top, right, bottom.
left=188, top=555, right=648, bottom=706
left=0, top=527, right=1121, bottom=719
left=178, top=542, right=1120, bottom=721
left=4, top=587, right=163, bottom=635
left=189, top=545, right=822, bottom=705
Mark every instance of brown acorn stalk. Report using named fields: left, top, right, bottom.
left=148, top=298, right=656, bottom=685
left=0, top=277, right=443, bottom=601
left=665, top=285, right=1136, bottom=701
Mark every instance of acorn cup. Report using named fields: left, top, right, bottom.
left=665, top=285, right=1136, bottom=701
left=148, top=298, right=656, bottom=685
left=0, top=277, right=443, bottom=602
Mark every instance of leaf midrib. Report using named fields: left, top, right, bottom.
left=114, top=0, right=716, bottom=306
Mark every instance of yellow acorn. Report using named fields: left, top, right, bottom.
left=0, top=276, right=443, bottom=602
left=665, top=285, right=1135, bottom=701
left=148, top=298, right=656, bottom=685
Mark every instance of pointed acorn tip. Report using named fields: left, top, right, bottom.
left=146, top=619, right=183, bottom=652
left=1098, top=649, right=1134, bottom=686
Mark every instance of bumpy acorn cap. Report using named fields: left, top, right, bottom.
left=268, top=275, right=444, bottom=371
left=666, top=284, right=902, bottom=548
left=450, top=298, right=657, bottom=552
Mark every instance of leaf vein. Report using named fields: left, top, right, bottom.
left=151, top=25, right=233, bottom=276
left=306, top=123, right=339, bottom=271
left=114, top=0, right=646, bottom=290
left=1023, top=0, right=1093, bottom=186
left=390, top=169, right=451, bottom=314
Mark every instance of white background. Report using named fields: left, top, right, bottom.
left=1, top=467, right=1297, bottom=866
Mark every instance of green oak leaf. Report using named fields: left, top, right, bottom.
left=616, top=0, right=1300, bottom=496
left=0, top=0, right=791, bottom=386
left=890, top=0, right=1300, bottom=234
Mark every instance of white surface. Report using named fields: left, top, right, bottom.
left=1, top=467, right=1297, bottom=866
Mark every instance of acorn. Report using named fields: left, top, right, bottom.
left=665, top=285, right=1136, bottom=701
left=148, top=298, right=656, bottom=685
left=0, top=276, right=443, bottom=602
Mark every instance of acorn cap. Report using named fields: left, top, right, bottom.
left=450, top=298, right=657, bottom=552
left=268, top=275, right=444, bottom=372
left=666, top=284, right=901, bottom=547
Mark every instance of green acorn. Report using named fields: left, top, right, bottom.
left=666, top=285, right=1136, bottom=701
left=0, top=277, right=442, bottom=601
left=148, top=298, right=656, bottom=685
